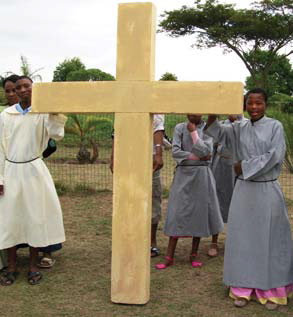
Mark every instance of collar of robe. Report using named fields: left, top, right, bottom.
left=4, top=103, right=32, bottom=115
left=250, top=115, right=266, bottom=126
left=16, top=103, right=31, bottom=115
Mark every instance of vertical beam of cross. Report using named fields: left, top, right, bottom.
left=111, top=3, right=156, bottom=304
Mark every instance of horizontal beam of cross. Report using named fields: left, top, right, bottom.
left=32, top=81, right=243, bottom=114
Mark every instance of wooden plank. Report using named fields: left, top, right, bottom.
left=31, top=81, right=243, bottom=114
left=116, top=3, right=156, bottom=81
left=111, top=113, right=153, bottom=304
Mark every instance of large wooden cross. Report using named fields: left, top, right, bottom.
left=32, top=2, right=243, bottom=305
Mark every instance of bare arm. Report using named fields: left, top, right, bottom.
left=110, top=139, right=114, bottom=174
left=153, top=130, right=164, bottom=172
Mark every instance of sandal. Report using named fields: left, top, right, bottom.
left=265, top=301, right=279, bottom=310
left=151, top=247, right=160, bottom=258
left=1, top=271, right=18, bottom=286
left=28, top=271, right=42, bottom=285
left=208, top=243, right=218, bottom=257
left=234, top=298, right=248, bottom=308
left=190, top=253, right=202, bottom=267
left=37, top=257, right=56, bottom=269
left=155, top=256, right=174, bottom=270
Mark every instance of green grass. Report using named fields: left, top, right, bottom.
left=0, top=192, right=292, bottom=317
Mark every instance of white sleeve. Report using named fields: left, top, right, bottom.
left=0, top=114, right=5, bottom=185
left=45, top=114, right=67, bottom=141
left=153, top=115, right=164, bottom=133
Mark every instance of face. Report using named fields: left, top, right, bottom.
left=228, top=115, right=237, bottom=122
left=4, top=81, right=19, bottom=106
left=15, top=78, right=32, bottom=105
left=245, top=93, right=266, bottom=121
left=187, top=114, right=202, bottom=125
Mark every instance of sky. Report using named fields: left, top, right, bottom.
left=1, top=0, right=288, bottom=84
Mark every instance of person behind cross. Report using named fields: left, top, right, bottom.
left=110, top=115, right=164, bottom=257
left=0, top=76, right=66, bottom=285
left=205, top=88, right=293, bottom=310
left=156, top=115, right=224, bottom=270
left=211, top=114, right=246, bottom=224
left=2, top=75, right=61, bottom=270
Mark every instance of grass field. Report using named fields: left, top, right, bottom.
left=0, top=192, right=292, bottom=317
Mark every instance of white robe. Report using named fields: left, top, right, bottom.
left=0, top=105, right=66, bottom=249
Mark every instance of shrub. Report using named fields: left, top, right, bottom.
left=268, top=93, right=293, bottom=113
left=267, top=109, right=293, bottom=173
left=64, top=115, right=113, bottom=163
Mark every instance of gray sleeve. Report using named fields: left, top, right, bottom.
left=172, top=124, right=191, bottom=164
left=205, top=120, right=236, bottom=153
left=191, top=134, right=213, bottom=158
left=241, top=122, right=286, bottom=180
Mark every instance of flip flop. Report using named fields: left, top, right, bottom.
left=28, top=271, right=42, bottom=285
left=1, top=271, right=18, bottom=286
left=37, top=257, right=56, bottom=269
left=155, top=256, right=174, bottom=270
left=190, top=253, right=203, bottom=268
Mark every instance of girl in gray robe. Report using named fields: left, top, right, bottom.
left=205, top=88, right=293, bottom=310
left=156, top=115, right=224, bottom=270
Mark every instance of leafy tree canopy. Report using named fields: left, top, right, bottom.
left=159, top=0, right=293, bottom=83
left=53, top=58, right=115, bottom=82
left=53, top=57, right=86, bottom=82
left=160, top=72, right=178, bottom=81
left=245, top=50, right=293, bottom=96
left=66, top=68, right=115, bottom=81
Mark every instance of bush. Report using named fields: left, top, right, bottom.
left=283, top=101, right=293, bottom=114
left=62, top=115, right=114, bottom=148
left=268, top=93, right=293, bottom=113
left=267, top=108, right=293, bottom=173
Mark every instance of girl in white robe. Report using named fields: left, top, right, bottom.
left=0, top=76, right=66, bottom=285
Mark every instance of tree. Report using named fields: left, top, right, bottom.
left=159, top=0, right=293, bottom=88
left=53, top=58, right=115, bottom=82
left=19, top=55, right=43, bottom=81
left=65, top=115, right=113, bottom=164
left=245, top=51, right=293, bottom=97
left=52, top=57, right=115, bottom=163
left=53, top=57, right=85, bottom=82
left=159, top=72, right=178, bottom=81
left=2, top=55, right=43, bottom=82
left=66, top=68, right=115, bottom=81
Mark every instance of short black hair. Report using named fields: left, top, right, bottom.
left=16, top=75, right=33, bottom=83
left=2, top=74, right=20, bottom=88
left=245, top=88, right=268, bottom=104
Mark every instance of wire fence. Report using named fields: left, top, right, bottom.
left=46, top=114, right=293, bottom=206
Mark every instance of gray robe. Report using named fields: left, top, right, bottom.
left=206, top=116, right=293, bottom=290
left=211, top=119, right=246, bottom=223
left=164, top=121, right=224, bottom=237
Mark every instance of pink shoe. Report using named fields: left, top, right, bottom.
left=190, top=253, right=202, bottom=268
left=155, top=256, right=174, bottom=270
